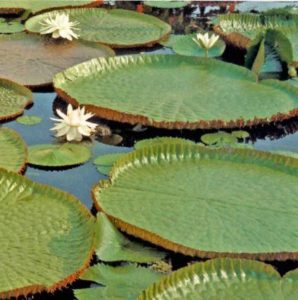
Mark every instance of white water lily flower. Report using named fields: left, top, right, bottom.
left=192, top=32, right=219, bottom=50
left=51, top=105, right=97, bottom=141
left=40, top=13, right=79, bottom=40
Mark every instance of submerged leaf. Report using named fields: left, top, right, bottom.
left=94, top=153, right=126, bottom=175
left=139, top=258, right=298, bottom=300
left=0, top=169, right=95, bottom=299
left=16, top=115, right=42, bottom=125
left=93, top=144, right=298, bottom=260
left=75, top=264, right=163, bottom=300
left=28, top=143, right=91, bottom=167
left=95, top=213, right=166, bottom=263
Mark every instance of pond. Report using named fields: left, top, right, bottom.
left=0, top=1, right=298, bottom=300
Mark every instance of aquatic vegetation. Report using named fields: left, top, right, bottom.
left=25, top=8, right=171, bottom=48
left=54, top=55, right=298, bottom=130
left=51, top=104, right=97, bottom=142
left=93, top=143, right=298, bottom=260
left=0, top=33, right=113, bottom=87
left=40, top=13, right=80, bottom=41
left=75, top=264, right=163, bottom=300
left=0, top=169, right=95, bottom=299
left=0, top=18, right=24, bottom=33
left=94, top=153, right=126, bottom=175
left=134, top=137, right=196, bottom=149
left=16, top=115, right=42, bottom=126
left=139, top=258, right=298, bottom=299
left=192, top=32, right=219, bottom=56
left=95, top=213, right=166, bottom=263
left=144, top=1, right=190, bottom=9
left=0, top=127, right=27, bottom=173
left=0, top=78, right=32, bottom=121
left=28, top=143, right=91, bottom=168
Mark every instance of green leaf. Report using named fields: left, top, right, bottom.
left=0, top=18, right=24, bottom=33
left=159, top=34, right=185, bottom=48
left=139, top=258, right=298, bottom=300
left=0, top=78, right=32, bottom=121
left=75, top=264, right=163, bottom=300
left=144, top=1, right=190, bottom=9
left=172, top=33, right=226, bottom=57
left=269, top=150, right=298, bottom=159
left=0, top=0, right=98, bottom=14
left=16, top=115, right=42, bottom=125
left=134, top=137, right=195, bottom=150
left=0, top=33, right=113, bottom=88
left=245, top=34, right=265, bottom=75
left=231, top=130, right=250, bottom=139
left=95, top=213, right=166, bottom=263
left=54, top=55, right=298, bottom=130
left=201, top=131, right=238, bottom=146
left=94, top=153, right=126, bottom=176
left=0, top=127, right=27, bottom=173
left=93, top=144, right=298, bottom=260
left=0, top=168, right=95, bottom=299
left=25, top=8, right=171, bottom=48
left=28, top=143, right=91, bottom=168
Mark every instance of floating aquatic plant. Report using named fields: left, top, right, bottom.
left=192, top=32, right=219, bottom=57
left=51, top=104, right=97, bottom=142
left=16, top=115, right=42, bottom=126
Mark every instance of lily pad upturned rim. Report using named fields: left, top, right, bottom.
left=54, top=55, right=298, bottom=130
left=0, top=127, right=27, bottom=173
left=0, top=168, right=95, bottom=299
left=92, top=144, right=298, bottom=261
left=0, top=77, right=33, bottom=121
left=25, top=8, right=172, bottom=48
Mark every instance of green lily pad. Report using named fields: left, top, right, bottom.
left=201, top=131, right=238, bottom=146
left=0, top=169, right=95, bottom=299
left=134, top=137, right=195, bottom=150
left=0, top=18, right=24, bottom=33
left=144, top=1, right=190, bottom=9
left=28, top=143, right=91, bottom=168
left=270, top=150, right=298, bottom=159
left=173, top=33, right=226, bottom=57
left=94, top=153, right=126, bottom=175
left=0, top=78, right=32, bottom=121
left=139, top=258, right=298, bottom=300
left=0, top=127, right=27, bottom=173
left=16, top=115, right=42, bottom=126
left=75, top=264, right=163, bottom=300
left=159, top=34, right=184, bottom=48
left=0, top=0, right=99, bottom=14
left=25, top=8, right=171, bottom=48
left=0, top=33, right=114, bottom=88
left=54, top=55, right=298, bottom=130
left=95, top=213, right=166, bottom=263
left=93, top=144, right=298, bottom=260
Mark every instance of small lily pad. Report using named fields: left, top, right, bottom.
left=159, top=34, right=184, bottom=48
left=28, top=143, right=91, bottom=168
left=231, top=130, right=250, bottom=139
left=134, top=137, right=195, bottom=150
left=94, top=153, right=126, bottom=175
left=75, top=264, right=163, bottom=300
left=0, top=127, right=27, bottom=173
left=16, top=115, right=42, bottom=125
left=95, top=213, right=166, bottom=263
left=0, top=18, right=24, bottom=33
left=201, top=131, right=238, bottom=146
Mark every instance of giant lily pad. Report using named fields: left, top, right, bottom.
left=54, top=55, right=298, bottom=130
left=28, top=143, right=91, bottom=168
left=93, top=144, right=298, bottom=260
left=75, top=264, right=163, bottom=300
left=0, top=78, right=33, bottom=121
left=0, top=169, right=95, bottom=299
left=0, top=0, right=101, bottom=14
left=144, top=1, right=190, bottom=8
left=0, top=33, right=114, bottom=88
left=0, top=127, right=27, bottom=173
left=139, top=258, right=298, bottom=300
left=25, top=8, right=171, bottom=48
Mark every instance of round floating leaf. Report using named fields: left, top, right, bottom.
left=54, top=55, right=298, bottom=130
left=93, top=144, right=298, bottom=260
left=0, top=169, right=95, bottom=299
left=0, top=33, right=114, bottom=88
left=201, top=131, right=238, bottom=146
left=95, top=213, right=166, bottom=262
left=0, top=0, right=100, bottom=14
left=75, top=264, right=163, bottom=300
left=134, top=137, right=195, bottom=150
left=159, top=34, right=184, bottom=48
left=139, top=258, right=298, bottom=300
left=0, top=18, right=24, bottom=33
left=25, top=8, right=171, bottom=48
left=94, top=153, right=126, bottom=175
left=144, top=1, right=190, bottom=8
left=16, top=115, right=42, bottom=125
left=0, top=127, right=27, bottom=173
left=173, top=34, right=226, bottom=57
left=0, top=78, right=32, bottom=121
left=28, top=143, right=91, bottom=168
left=231, top=130, right=250, bottom=139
